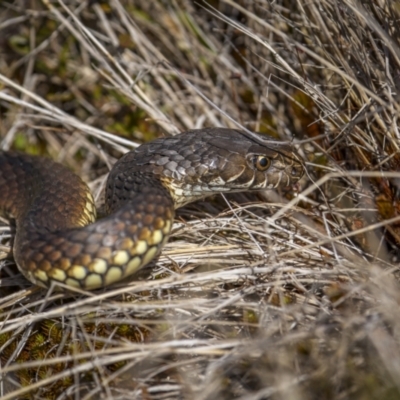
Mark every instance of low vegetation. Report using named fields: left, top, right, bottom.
left=1, top=1, right=400, bottom=399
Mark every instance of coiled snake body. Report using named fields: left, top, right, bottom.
left=0, top=128, right=303, bottom=290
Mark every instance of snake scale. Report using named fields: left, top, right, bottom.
left=0, top=128, right=304, bottom=290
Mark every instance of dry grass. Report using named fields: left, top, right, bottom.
left=1, top=0, right=400, bottom=399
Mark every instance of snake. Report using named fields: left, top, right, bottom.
left=0, top=128, right=304, bottom=290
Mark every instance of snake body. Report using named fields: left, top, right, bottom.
left=0, top=128, right=303, bottom=290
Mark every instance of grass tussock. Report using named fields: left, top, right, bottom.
left=1, top=0, right=400, bottom=399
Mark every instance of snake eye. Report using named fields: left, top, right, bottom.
left=254, top=155, right=271, bottom=171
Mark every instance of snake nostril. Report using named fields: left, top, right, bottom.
left=291, top=167, right=300, bottom=177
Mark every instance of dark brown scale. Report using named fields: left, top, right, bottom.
left=0, top=128, right=304, bottom=290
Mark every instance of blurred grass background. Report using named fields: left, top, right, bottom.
left=2, top=0, right=400, bottom=399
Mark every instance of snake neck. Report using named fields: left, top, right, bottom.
left=105, top=170, right=174, bottom=214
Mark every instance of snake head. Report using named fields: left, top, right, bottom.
left=130, top=128, right=304, bottom=208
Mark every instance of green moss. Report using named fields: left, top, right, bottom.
left=0, top=316, right=151, bottom=398
left=12, top=132, right=43, bottom=155
left=8, top=35, right=29, bottom=55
